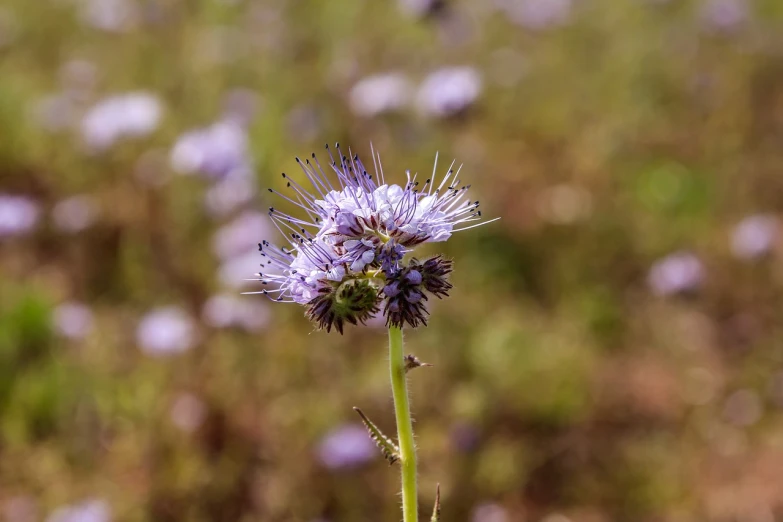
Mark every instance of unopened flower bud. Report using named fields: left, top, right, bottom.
left=405, top=270, right=422, bottom=285
left=306, top=278, right=381, bottom=334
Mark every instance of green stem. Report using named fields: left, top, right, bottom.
left=389, top=325, right=418, bottom=522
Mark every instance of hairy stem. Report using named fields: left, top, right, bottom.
left=389, top=325, right=418, bottom=522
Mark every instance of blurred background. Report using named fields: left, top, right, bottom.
left=2, top=0, right=783, bottom=520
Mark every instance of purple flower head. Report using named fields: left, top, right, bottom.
left=731, top=214, right=777, bottom=260
left=170, top=120, right=250, bottom=180
left=53, top=302, right=94, bottom=340
left=417, top=67, right=482, bottom=118
left=0, top=194, right=39, bottom=238
left=498, top=0, right=573, bottom=30
left=700, top=0, right=749, bottom=33
left=349, top=73, right=413, bottom=117
left=317, top=424, right=377, bottom=470
left=648, top=251, right=703, bottom=296
left=80, top=0, right=138, bottom=33
left=81, top=92, right=162, bottom=151
left=46, top=499, right=110, bottom=522
left=471, top=503, right=508, bottom=522
left=250, top=144, right=496, bottom=332
left=202, top=293, right=270, bottom=331
left=136, top=306, right=197, bottom=357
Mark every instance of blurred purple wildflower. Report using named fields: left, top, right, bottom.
left=137, top=306, right=197, bottom=357
left=219, top=250, right=264, bottom=289
left=53, top=302, right=94, bottom=340
left=730, top=214, right=777, bottom=260
left=45, top=499, right=110, bottom=522
left=202, top=293, right=270, bottom=331
left=416, top=67, right=482, bottom=118
left=170, top=120, right=250, bottom=180
left=648, top=251, right=703, bottom=296
left=497, top=0, right=573, bottom=29
left=81, top=92, right=162, bottom=151
left=700, top=0, right=748, bottom=32
left=349, top=73, right=413, bottom=117
left=317, top=424, right=377, bottom=470
left=0, top=195, right=40, bottom=238
left=80, top=0, right=139, bottom=32
left=204, top=173, right=258, bottom=218
left=213, top=211, right=274, bottom=261
left=471, top=503, right=508, bottom=522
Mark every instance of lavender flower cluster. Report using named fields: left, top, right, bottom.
left=252, top=144, right=495, bottom=333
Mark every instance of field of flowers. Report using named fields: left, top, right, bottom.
left=2, top=0, right=783, bottom=520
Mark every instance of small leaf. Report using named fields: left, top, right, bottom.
left=404, top=354, right=433, bottom=373
left=431, top=483, right=441, bottom=522
left=353, top=407, right=400, bottom=465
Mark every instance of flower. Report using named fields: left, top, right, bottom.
left=136, top=306, right=197, bottom=357
left=52, top=302, right=94, bottom=340
left=471, top=503, right=508, bottom=522
left=0, top=195, right=39, bottom=238
left=251, top=144, right=496, bottom=332
left=730, top=214, right=777, bottom=260
left=204, top=172, right=258, bottom=218
left=46, top=499, right=110, bottom=522
left=416, top=67, right=482, bottom=118
left=80, top=0, right=138, bottom=33
left=202, top=293, right=270, bottom=331
left=497, top=0, right=573, bottom=30
left=81, top=92, right=162, bottom=151
left=647, top=251, right=703, bottom=296
left=212, top=211, right=274, bottom=261
left=383, top=256, right=453, bottom=328
left=700, top=0, right=749, bottom=32
left=170, top=120, right=250, bottom=179
left=349, top=73, right=413, bottom=117
left=317, top=424, right=378, bottom=470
